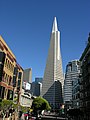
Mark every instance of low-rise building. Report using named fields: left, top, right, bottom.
left=0, top=35, right=16, bottom=100
left=0, top=35, right=23, bottom=104
left=20, top=88, right=33, bottom=107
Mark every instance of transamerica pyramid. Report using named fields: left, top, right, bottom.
left=42, top=17, right=64, bottom=109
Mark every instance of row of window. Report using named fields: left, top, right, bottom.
left=80, top=101, right=90, bottom=107
left=4, top=58, right=14, bottom=72
left=73, top=85, right=80, bottom=94
left=2, top=71, right=22, bottom=88
left=2, top=72, right=13, bottom=86
left=73, top=93, right=80, bottom=100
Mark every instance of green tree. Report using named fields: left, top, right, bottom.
left=32, top=97, right=51, bottom=111
left=1, top=99, right=13, bottom=110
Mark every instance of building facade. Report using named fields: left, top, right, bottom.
left=13, top=63, right=23, bottom=104
left=23, top=68, right=32, bottom=83
left=42, top=17, right=64, bottom=109
left=35, top=77, right=43, bottom=83
left=79, top=34, right=90, bottom=119
left=31, top=78, right=42, bottom=96
left=20, top=88, right=33, bottom=107
left=64, top=60, right=80, bottom=108
left=0, top=35, right=23, bottom=104
left=35, top=78, right=42, bottom=96
left=72, top=77, right=80, bottom=109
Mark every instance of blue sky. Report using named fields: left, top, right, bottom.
left=0, top=0, right=90, bottom=80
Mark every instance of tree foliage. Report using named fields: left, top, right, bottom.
left=32, top=97, right=51, bottom=111
left=0, top=99, right=13, bottom=111
left=0, top=99, right=30, bottom=113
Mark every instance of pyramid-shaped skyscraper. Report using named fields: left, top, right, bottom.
left=42, top=17, right=64, bottom=108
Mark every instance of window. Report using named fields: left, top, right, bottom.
left=8, top=76, right=12, bottom=85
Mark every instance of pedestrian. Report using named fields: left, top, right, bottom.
left=21, top=113, right=25, bottom=120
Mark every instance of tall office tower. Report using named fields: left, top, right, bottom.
left=42, top=17, right=64, bottom=108
left=64, top=60, right=80, bottom=108
left=23, top=68, right=32, bottom=83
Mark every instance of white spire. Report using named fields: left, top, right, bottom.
left=52, top=17, right=58, bottom=33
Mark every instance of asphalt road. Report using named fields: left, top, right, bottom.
left=41, top=115, right=68, bottom=120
